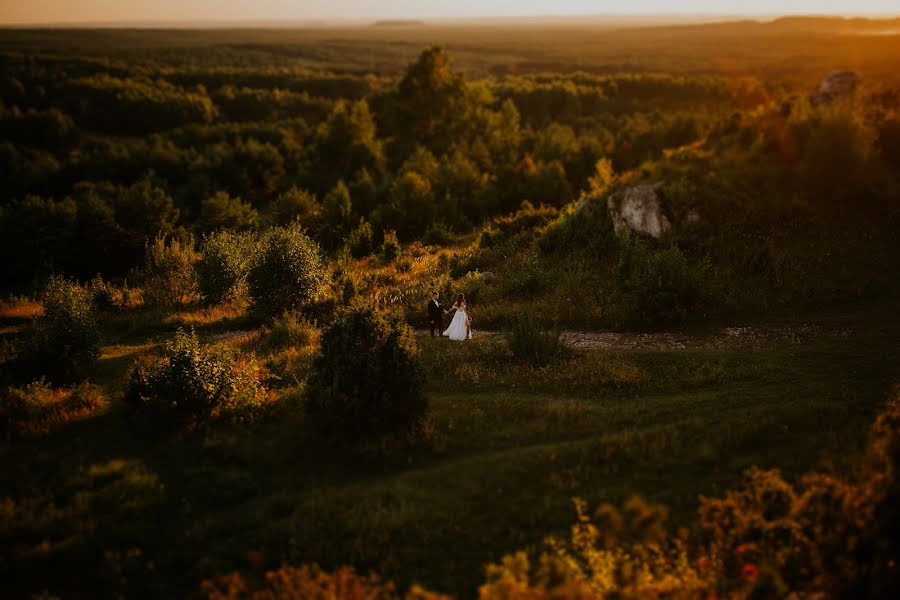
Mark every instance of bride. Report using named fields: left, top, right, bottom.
left=443, top=293, right=472, bottom=340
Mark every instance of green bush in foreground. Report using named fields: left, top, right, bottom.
left=195, top=230, right=256, bottom=305
left=26, top=276, right=101, bottom=383
left=504, top=313, right=563, bottom=364
left=126, top=328, right=265, bottom=425
left=306, top=304, right=425, bottom=439
left=247, top=225, right=328, bottom=319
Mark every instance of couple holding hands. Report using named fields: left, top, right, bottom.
left=427, top=291, right=472, bottom=341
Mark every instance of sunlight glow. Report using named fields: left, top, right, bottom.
left=1, top=1, right=898, bottom=25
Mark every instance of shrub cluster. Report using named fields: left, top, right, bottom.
left=195, top=230, right=256, bottom=305
left=345, top=219, right=375, bottom=258
left=381, top=230, right=401, bottom=263
left=139, top=235, right=200, bottom=308
left=504, top=314, right=563, bottom=364
left=258, top=312, right=317, bottom=351
left=616, top=234, right=707, bottom=325
left=126, top=328, right=265, bottom=425
left=247, top=225, right=328, bottom=319
left=88, top=274, right=123, bottom=312
left=306, top=305, right=426, bottom=439
left=25, top=276, right=102, bottom=383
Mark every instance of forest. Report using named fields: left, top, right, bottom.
left=1, top=16, right=899, bottom=600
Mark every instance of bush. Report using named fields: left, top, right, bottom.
left=88, top=274, right=122, bottom=312
left=197, top=191, right=259, bottom=232
left=538, top=195, right=616, bottom=258
left=422, top=220, right=453, bottom=246
left=1, top=380, right=103, bottom=443
left=195, top=230, right=256, bottom=305
left=395, top=258, right=413, bottom=273
left=306, top=305, right=426, bottom=439
left=271, top=187, right=321, bottom=228
left=381, top=229, right=401, bottom=263
left=247, top=225, right=328, bottom=319
left=345, top=219, right=374, bottom=258
left=504, top=313, right=562, bottom=364
left=125, top=328, right=265, bottom=425
left=341, top=275, right=358, bottom=304
left=139, top=235, right=200, bottom=308
left=616, top=234, right=707, bottom=325
left=26, top=276, right=101, bottom=383
left=259, top=312, right=317, bottom=351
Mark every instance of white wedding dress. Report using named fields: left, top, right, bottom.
left=443, top=304, right=471, bottom=340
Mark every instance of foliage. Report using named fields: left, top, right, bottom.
left=381, top=229, right=401, bottom=263
left=24, top=276, right=101, bottom=383
left=478, top=389, right=900, bottom=599
left=195, top=230, right=256, bottom=305
left=698, top=390, right=900, bottom=599
left=422, top=221, right=453, bottom=246
left=306, top=304, right=426, bottom=439
left=615, top=234, right=707, bottom=326
left=341, top=274, right=358, bottom=304
left=125, top=328, right=265, bottom=425
left=1, top=380, right=103, bottom=443
left=247, top=225, right=328, bottom=319
left=88, top=274, right=123, bottom=312
left=258, top=312, right=317, bottom=351
left=203, top=564, right=446, bottom=600
left=345, top=219, right=375, bottom=258
left=197, top=191, right=259, bottom=232
left=271, top=187, right=320, bottom=229
left=138, top=235, right=200, bottom=308
left=320, top=181, right=354, bottom=250
left=504, top=314, right=563, bottom=365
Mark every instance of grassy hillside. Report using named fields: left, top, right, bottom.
left=1, top=20, right=899, bottom=600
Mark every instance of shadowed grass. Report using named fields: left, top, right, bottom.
left=1, top=306, right=896, bottom=598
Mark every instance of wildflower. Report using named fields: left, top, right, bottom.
left=741, top=563, right=759, bottom=583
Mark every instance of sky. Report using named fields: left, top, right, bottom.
left=1, top=1, right=898, bottom=25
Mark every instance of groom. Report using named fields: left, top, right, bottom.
left=427, top=291, right=444, bottom=337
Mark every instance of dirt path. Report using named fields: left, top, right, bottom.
left=417, top=323, right=855, bottom=351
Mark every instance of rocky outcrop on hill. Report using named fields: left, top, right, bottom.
left=606, top=182, right=672, bottom=238
left=810, top=70, right=861, bottom=105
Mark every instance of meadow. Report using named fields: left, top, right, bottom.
left=1, top=16, right=899, bottom=600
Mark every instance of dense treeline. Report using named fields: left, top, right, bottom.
left=0, top=43, right=749, bottom=289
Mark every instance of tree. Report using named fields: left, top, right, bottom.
left=197, top=191, right=259, bottom=232
left=310, top=100, right=382, bottom=194
left=391, top=47, right=469, bottom=157
left=320, top=181, right=354, bottom=250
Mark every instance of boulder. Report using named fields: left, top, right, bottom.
left=606, top=182, right=672, bottom=238
left=810, top=70, right=860, bottom=105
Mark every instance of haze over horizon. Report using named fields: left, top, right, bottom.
left=1, top=1, right=898, bottom=26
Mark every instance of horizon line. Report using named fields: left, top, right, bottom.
left=1, top=12, right=898, bottom=29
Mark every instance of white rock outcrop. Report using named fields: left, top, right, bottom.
left=811, top=70, right=861, bottom=105
left=606, top=182, right=672, bottom=238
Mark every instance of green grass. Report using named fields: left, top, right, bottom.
left=1, top=305, right=897, bottom=598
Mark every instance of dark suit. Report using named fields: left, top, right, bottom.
left=428, top=299, right=443, bottom=336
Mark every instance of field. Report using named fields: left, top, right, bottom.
left=2, top=297, right=897, bottom=598
left=1, top=15, right=900, bottom=600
